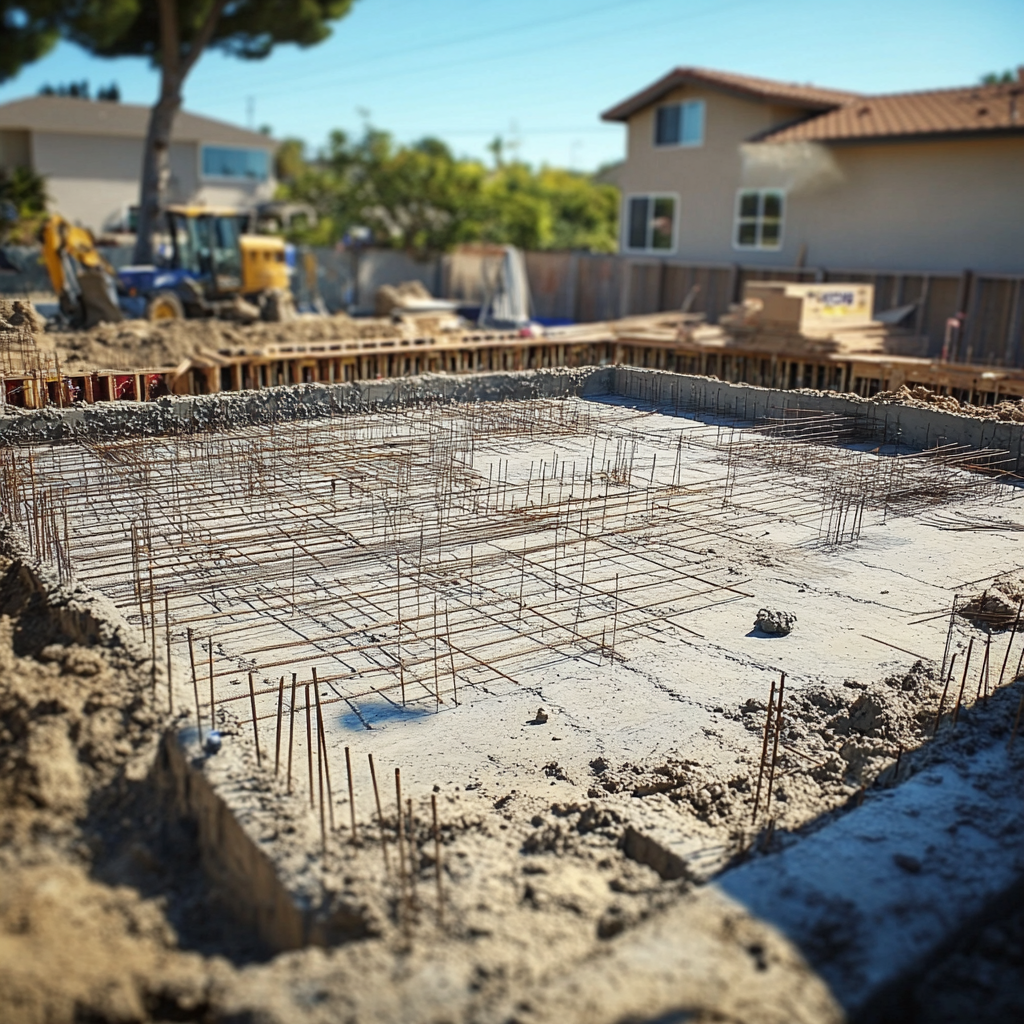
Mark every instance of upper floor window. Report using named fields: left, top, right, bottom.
left=734, top=189, right=784, bottom=250
left=201, top=145, right=270, bottom=181
left=654, top=101, right=705, bottom=147
left=627, top=194, right=676, bottom=252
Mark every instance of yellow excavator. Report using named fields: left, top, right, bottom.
left=43, top=206, right=297, bottom=327
left=41, top=215, right=125, bottom=329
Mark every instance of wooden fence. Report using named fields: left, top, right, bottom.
left=525, top=253, right=1024, bottom=367
left=3, top=239, right=1021, bottom=368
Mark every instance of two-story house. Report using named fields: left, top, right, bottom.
left=0, top=95, right=277, bottom=234
left=601, top=67, right=1024, bottom=275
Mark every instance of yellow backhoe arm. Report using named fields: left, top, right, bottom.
left=42, top=214, right=123, bottom=327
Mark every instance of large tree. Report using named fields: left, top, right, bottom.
left=46, top=1, right=354, bottom=262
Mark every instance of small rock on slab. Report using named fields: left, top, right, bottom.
left=756, top=608, right=797, bottom=635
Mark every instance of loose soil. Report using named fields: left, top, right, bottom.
left=0, top=550, right=850, bottom=1024
left=1, top=531, right=1019, bottom=1023
left=39, top=313, right=405, bottom=373
left=866, top=383, right=1024, bottom=422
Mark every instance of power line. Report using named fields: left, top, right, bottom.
left=199, top=0, right=761, bottom=104
left=192, top=0, right=660, bottom=90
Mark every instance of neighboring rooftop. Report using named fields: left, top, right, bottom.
left=600, top=66, right=861, bottom=122
left=0, top=94, right=275, bottom=148
left=603, top=64, right=1024, bottom=144
left=761, top=79, right=1024, bottom=143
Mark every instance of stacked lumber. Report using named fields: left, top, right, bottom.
left=713, top=281, right=926, bottom=357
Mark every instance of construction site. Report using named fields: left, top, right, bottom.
left=3, top=287, right=1024, bottom=1024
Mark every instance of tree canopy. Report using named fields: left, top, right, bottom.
left=3, top=1, right=355, bottom=261
left=54, top=0, right=354, bottom=66
left=277, top=128, right=620, bottom=255
left=0, top=164, right=49, bottom=243
left=0, top=1, right=60, bottom=83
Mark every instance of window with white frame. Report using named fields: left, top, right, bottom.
left=654, top=100, right=705, bottom=147
left=201, top=145, right=270, bottom=181
left=626, top=194, right=677, bottom=252
left=734, top=189, right=784, bottom=250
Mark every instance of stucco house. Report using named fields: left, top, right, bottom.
left=0, top=95, right=277, bottom=234
left=601, top=67, right=1024, bottom=274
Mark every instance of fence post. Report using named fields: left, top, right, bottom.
left=618, top=257, right=632, bottom=319
left=566, top=252, right=580, bottom=321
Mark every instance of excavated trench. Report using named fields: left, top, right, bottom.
left=2, top=368, right=1023, bottom=1024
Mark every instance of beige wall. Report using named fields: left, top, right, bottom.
left=618, top=87, right=1024, bottom=274
left=31, top=131, right=274, bottom=234
left=617, top=86, right=811, bottom=261
left=783, top=136, right=1024, bottom=274
left=195, top=178, right=275, bottom=211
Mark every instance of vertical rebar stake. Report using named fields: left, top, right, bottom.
left=287, top=674, right=297, bottom=794
left=345, top=746, right=358, bottom=843
left=187, top=627, right=202, bottom=744
left=164, top=592, right=173, bottom=713
left=764, top=672, right=786, bottom=816
left=312, top=669, right=336, bottom=831
left=247, top=671, right=261, bottom=767
left=368, top=753, right=390, bottom=873
left=274, top=676, right=285, bottom=775
left=208, top=638, right=215, bottom=731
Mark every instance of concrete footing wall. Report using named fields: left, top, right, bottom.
left=3, top=364, right=1023, bottom=472
left=0, top=368, right=614, bottom=444
left=157, top=730, right=370, bottom=951
left=611, top=367, right=1024, bottom=471
left=0, top=528, right=369, bottom=953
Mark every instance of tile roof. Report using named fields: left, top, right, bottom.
left=760, top=82, right=1024, bottom=143
left=0, top=95, right=275, bottom=147
left=601, top=67, right=859, bottom=122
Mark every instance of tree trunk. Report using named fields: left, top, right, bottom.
left=132, top=0, right=226, bottom=265
left=132, top=77, right=182, bottom=265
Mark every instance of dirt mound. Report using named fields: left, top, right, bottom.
left=0, top=298, right=44, bottom=336
left=0, top=557, right=219, bottom=1023
left=959, top=574, right=1024, bottom=629
left=872, top=383, right=1024, bottom=422
left=41, top=312, right=405, bottom=372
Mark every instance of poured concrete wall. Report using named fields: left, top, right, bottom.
left=612, top=367, right=1024, bottom=470
left=3, top=364, right=1023, bottom=473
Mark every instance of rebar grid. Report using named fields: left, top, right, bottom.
left=2, top=394, right=1014, bottom=759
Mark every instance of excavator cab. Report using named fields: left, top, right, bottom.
left=163, top=206, right=290, bottom=312
left=166, top=207, right=245, bottom=296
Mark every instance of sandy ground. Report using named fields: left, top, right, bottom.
left=3, top=541, right=1019, bottom=1024
left=0, top=550, right=846, bottom=1024
left=4, top=393, right=1024, bottom=1022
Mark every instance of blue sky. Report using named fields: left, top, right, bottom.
left=0, top=0, right=1021, bottom=171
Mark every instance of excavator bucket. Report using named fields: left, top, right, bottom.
left=77, top=268, right=124, bottom=328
